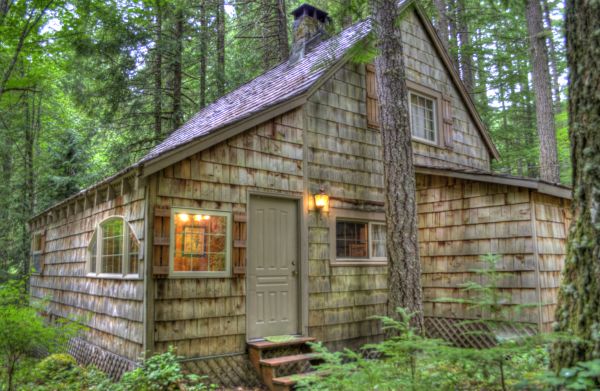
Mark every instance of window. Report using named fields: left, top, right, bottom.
left=31, top=232, right=44, bottom=274
left=365, top=68, right=452, bottom=147
left=87, top=217, right=141, bottom=277
left=331, top=208, right=387, bottom=265
left=409, top=91, right=437, bottom=143
left=170, top=208, right=231, bottom=277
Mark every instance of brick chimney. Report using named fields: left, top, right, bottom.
left=289, top=4, right=331, bottom=65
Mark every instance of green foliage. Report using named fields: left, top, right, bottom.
left=297, top=308, right=549, bottom=391
left=26, top=353, right=112, bottom=391
left=115, top=347, right=215, bottom=391
left=544, top=359, right=600, bottom=390
left=14, top=349, right=217, bottom=390
left=298, top=255, right=553, bottom=391
left=0, top=278, right=83, bottom=390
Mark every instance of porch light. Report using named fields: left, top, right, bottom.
left=314, top=187, right=329, bottom=210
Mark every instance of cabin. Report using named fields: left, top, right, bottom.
left=28, top=1, right=571, bottom=389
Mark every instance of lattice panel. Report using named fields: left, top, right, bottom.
left=181, top=354, right=263, bottom=388
left=67, top=338, right=138, bottom=380
left=424, top=317, right=538, bottom=349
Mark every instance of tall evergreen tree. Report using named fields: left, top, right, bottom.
left=370, top=0, right=424, bottom=329
left=551, top=0, right=600, bottom=370
left=525, top=0, right=560, bottom=183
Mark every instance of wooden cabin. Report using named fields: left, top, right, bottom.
left=29, top=1, right=571, bottom=388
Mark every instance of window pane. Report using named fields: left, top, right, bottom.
left=129, top=231, right=139, bottom=275
left=410, top=93, right=436, bottom=142
left=32, top=234, right=42, bottom=252
left=371, top=223, right=387, bottom=258
left=101, top=219, right=123, bottom=274
left=336, top=221, right=368, bottom=258
left=173, top=212, right=228, bottom=273
left=89, top=234, right=97, bottom=273
left=32, top=254, right=42, bottom=273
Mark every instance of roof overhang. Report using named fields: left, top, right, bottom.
left=416, top=165, right=572, bottom=199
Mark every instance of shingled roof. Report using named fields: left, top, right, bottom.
left=141, top=19, right=372, bottom=163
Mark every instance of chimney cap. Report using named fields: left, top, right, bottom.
left=291, top=3, right=331, bottom=24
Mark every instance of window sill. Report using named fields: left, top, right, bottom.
left=86, top=273, right=142, bottom=280
left=331, top=260, right=388, bottom=267
left=169, top=271, right=231, bottom=278
left=412, top=137, right=440, bottom=148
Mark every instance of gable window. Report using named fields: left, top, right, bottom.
left=170, top=208, right=231, bottom=277
left=87, top=217, right=141, bottom=277
left=330, top=209, right=387, bottom=265
left=31, top=231, right=45, bottom=274
left=365, top=66, right=454, bottom=148
left=409, top=91, right=437, bottom=143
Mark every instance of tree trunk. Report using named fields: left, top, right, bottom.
left=447, top=0, right=459, bottom=72
left=525, top=0, right=560, bottom=183
left=22, top=89, right=38, bottom=276
left=432, top=0, right=450, bottom=52
left=172, top=6, right=183, bottom=130
left=154, top=0, right=163, bottom=138
left=275, top=0, right=288, bottom=62
left=369, top=0, right=424, bottom=330
left=541, top=0, right=561, bottom=111
left=216, top=0, right=225, bottom=96
left=457, top=0, right=473, bottom=94
left=550, top=0, right=600, bottom=370
left=199, top=0, right=207, bottom=109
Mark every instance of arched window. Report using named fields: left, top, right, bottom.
left=88, top=217, right=141, bottom=277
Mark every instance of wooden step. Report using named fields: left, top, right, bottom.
left=248, top=336, right=316, bottom=351
left=272, top=372, right=323, bottom=391
left=260, top=352, right=322, bottom=388
left=260, top=353, right=319, bottom=367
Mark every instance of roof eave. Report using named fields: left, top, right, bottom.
left=416, top=165, right=571, bottom=199
left=140, top=93, right=310, bottom=178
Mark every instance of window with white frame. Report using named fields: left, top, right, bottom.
left=87, top=217, right=141, bottom=277
left=335, top=220, right=387, bottom=261
left=409, top=91, right=438, bottom=143
left=170, top=208, right=231, bottom=277
left=31, top=232, right=44, bottom=274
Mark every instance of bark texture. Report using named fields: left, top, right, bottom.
left=525, top=0, right=560, bottom=183
left=370, top=0, right=424, bottom=330
left=551, top=0, right=600, bottom=370
left=216, top=0, right=225, bottom=96
left=433, top=0, right=450, bottom=51
left=541, top=0, right=561, bottom=110
left=172, top=7, right=184, bottom=130
left=199, top=0, right=207, bottom=109
left=457, top=0, right=473, bottom=94
left=275, top=0, right=288, bottom=62
left=154, top=0, right=162, bottom=137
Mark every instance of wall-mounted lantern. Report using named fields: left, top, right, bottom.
left=314, top=187, right=329, bottom=211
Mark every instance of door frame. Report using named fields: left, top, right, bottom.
left=246, top=190, right=307, bottom=341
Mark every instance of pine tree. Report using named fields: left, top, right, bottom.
left=551, top=0, right=600, bottom=370
left=370, top=0, right=424, bottom=330
left=525, top=0, right=560, bottom=183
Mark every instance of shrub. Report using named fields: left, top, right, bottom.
left=26, top=354, right=111, bottom=391
left=114, top=348, right=215, bottom=391
left=297, top=254, right=551, bottom=391
left=0, top=278, right=83, bottom=391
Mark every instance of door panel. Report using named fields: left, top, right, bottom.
left=247, top=196, right=298, bottom=339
